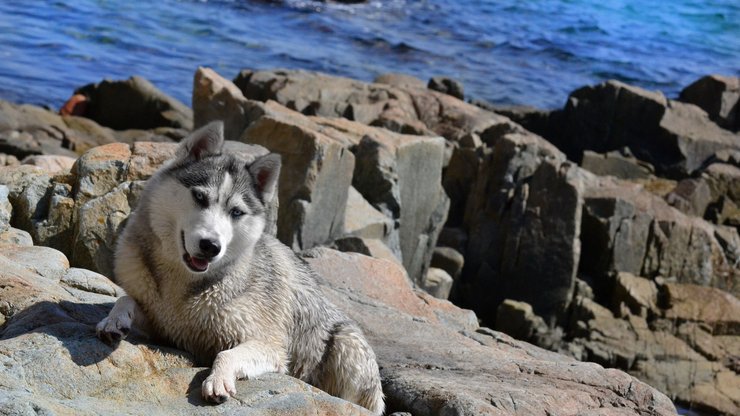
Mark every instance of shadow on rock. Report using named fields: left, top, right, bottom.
left=1, top=300, right=150, bottom=366
left=186, top=369, right=212, bottom=407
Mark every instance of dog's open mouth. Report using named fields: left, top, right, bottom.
left=181, top=231, right=209, bottom=273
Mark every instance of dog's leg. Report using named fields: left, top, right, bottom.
left=202, top=340, right=287, bottom=403
left=318, top=322, right=385, bottom=415
left=96, top=295, right=149, bottom=345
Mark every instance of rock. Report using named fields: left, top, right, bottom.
left=436, top=226, right=468, bottom=255
left=714, top=225, right=740, bottom=268
left=342, top=186, right=393, bottom=241
left=0, top=153, right=19, bottom=166
left=460, top=132, right=586, bottom=322
left=0, top=227, right=32, bottom=247
left=21, top=154, right=77, bottom=174
left=73, top=142, right=135, bottom=205
left=659, top=282, right=740, bottom=335
left=74, top=76, right=193, bottom=131
left=569, top=296, right=704, bottom=367
left=0, top=164, right=52, bottom=232
left=303, top=248, right=676, bottom=415
left=110, top=126, right=184, bottom=145
left=192, top=67, right=269, bottom=141
left=632, top=360, right=739, bottom=416
left=0, top=100, right=117, bottom=158
left=73, top=181, right=142, bottom=276
left=240, top=103, right=355, bottom=251
left=430, top=246, right=464, bottom=281
left=554, top=80, right=740, bottom=177
left=666, top=161, right=740, bottom=229
left=612, top=272, right=658, bottom=317
left=558, top=281, right=740, bottom=415
left=580, top=149, right=653, bottom=180
left=704, top=162, right=740, bottom=226
left=474, top=102, right=558, bottom=140
left=580, top=175, right=736, bottom=297
left=495, top=299, right=550, bottom=344
left=427, top=76, right=464, bottom=100
left=679, top=74, right=739, bottom=131
left=420, top=267, right=453, bottom=299
left=442, top=147, right=481, bottom=226
left=218, top=90, right=449, bottom=283
left=59, top=93, right=88, bottom=116
left=665, top=177, right=713, bottom=217
left=710, top=148, right=740, bottom=167
left=350, top=122, right=449, bottom=284
left=373, top=73, right=426, bottom=89
left=233, top=69, right=512, bottom=143
left=0, top=185, right=10, bottom=231
left=330, top=237, right=400, bottom=265
left=573, top=278, right=595, bottom=300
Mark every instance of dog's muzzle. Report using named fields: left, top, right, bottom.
left=181, top=231, right=211, bottom=273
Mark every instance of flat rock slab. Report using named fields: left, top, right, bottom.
left=305, top=248, right=676, bottom=416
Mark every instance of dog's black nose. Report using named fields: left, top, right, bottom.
left=199, top=239, right=221, bottom=258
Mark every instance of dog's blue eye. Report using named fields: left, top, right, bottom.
left=192, top=190, right=205, bottom=201
left=230, top=208, right=244, bottom=218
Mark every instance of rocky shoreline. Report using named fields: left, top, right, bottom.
left=0, top=67, right=738, bottom=415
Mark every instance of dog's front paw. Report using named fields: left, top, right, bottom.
left=202, top=370, right=237, bottom=404
left=95, top=314, right=131, bottom=346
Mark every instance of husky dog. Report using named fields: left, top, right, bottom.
left=96, top=122, right=385, bottom=414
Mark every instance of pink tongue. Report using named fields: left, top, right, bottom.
left=190, top=256, right=209, bottom=271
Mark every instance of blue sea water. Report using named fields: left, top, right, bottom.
left=0, top=0, right=738, bottom=110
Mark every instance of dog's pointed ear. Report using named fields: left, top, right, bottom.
left=248, top=153, right=281, bottom=203
left=175, top=121, right=224, bottom=162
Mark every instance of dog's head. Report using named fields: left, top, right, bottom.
left=150, top=121, right=280, bottom=275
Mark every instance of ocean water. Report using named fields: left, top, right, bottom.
left=0, top=0, right=738, bottom=110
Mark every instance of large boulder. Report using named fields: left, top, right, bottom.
left=240, top=103, right=355, bottom=251
left=660, top=282, right=740, bottom=335
left=458, top=132, right=587, bottom=322
left=554, top=80, right=740, bottom=177
left=0, top=99, right=184, bottom=160
left=304, top=248, right=676, bottom=415
left=427, top=76, right=464, bottom=100
left=563, top=291, right=740, bottom=416
left=21, top=154, right=77, bottom=174
left=192, top=69, right=449, bottom=284
left=0, top=100, right=117, bottom=158
left=0, top=184, right=10, bottom=232
left=580, top=175, right=737, bottom=297
left=240, top=103, right=448, bottom=283
left=342, top=186, right=393, bottom=242
left=74, top=76, right=193, bottom=131
left=192, top=67, right=269, bottom=141
left=580, top=149, right=653, bottom=180
left=232, top=69, right=513, bottom=143
left=666, top=160, right=740, bottom=228
left=679, top=74, right=739, bottom=132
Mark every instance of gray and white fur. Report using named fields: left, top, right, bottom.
left=96, top=122, right=385, bottom=414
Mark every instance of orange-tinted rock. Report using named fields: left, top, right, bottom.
left=59, top=93, right=88, bottom=116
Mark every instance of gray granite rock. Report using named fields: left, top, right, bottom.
left=679, top=74, right=739, bottom=132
